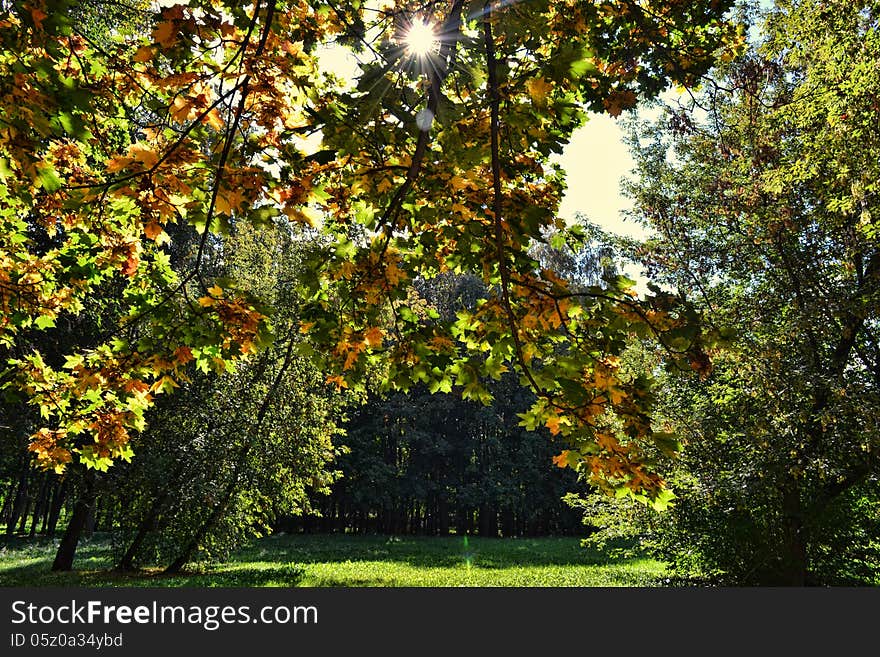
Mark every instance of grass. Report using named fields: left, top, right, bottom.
left=0, top=533, right=668, bottom=587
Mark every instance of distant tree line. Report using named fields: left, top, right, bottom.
left=285, top=377, right=587, bottom=537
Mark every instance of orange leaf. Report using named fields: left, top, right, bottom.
left=121, top=255, right=139, bottom=276
left=152, top=20, right=177, bottom=48
left=170, top=96, right=193, bottom=123
left=204, top=108, right=224, bottom=131
left=130, top=144, right=158, bottom=169
left=173, top=346, right=194, bottom=365
left=31, top=7, right=48, bottom=30
left=326, top=374, right=349, bottom=389
left=105, top=155, right=134, bottom=173
left=603, top=89, right=637, bottom=118
left=133, top=45, right=154, bottom=63
left=144, top=221, right=163, bottom=241
left=363, top=326, right=383, bottom=348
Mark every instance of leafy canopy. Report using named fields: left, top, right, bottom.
left=0, top=0, right=741, bottom=502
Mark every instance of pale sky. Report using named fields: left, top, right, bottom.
left=555, top=114, right=645, bottom=240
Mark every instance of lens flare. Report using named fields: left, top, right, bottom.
left=404, top=20, right=438, bottom=57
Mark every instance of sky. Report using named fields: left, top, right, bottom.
left=554, top=114, right=644, bottom=240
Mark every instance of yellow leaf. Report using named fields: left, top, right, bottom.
left=105, top=156, right=133, bottom=174
left=343, top=350, right=358, bottom=371
left=546, top=415, right=563, bottom=436
left=451, top=202, right=471, bottom=216
left=377, top=178, right=393, bottom=193
left=326, top=374, right=349, bottom=389
left=284, top=204, right=321, bottom=226
left=526, top=77, right=554, bottom=106
left=170, top=96, right=192, bottom=123
left=198, top=296, right=215, bottom=307
left=130, top=144, right=158, bottom=169
left=449, top=175, right=470, bottom=191
left=207, top=284, right=224, bottom=297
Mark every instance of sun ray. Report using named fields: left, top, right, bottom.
left=404, top=19, right=439, bottom=57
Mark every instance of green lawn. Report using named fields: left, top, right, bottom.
left=0, top=533, right=667, bottom=587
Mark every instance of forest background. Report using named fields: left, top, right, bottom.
left=1, top=0, right=878, bottom=587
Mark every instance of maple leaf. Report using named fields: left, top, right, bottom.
left=216, top=188, right=243, bottom=215
left=121, top=255, right=139, bottom=276
left=449, top=175, right=471, bottom=191
left=526, top=77, right=554, bottom=106
left=204, top=108, right=224, bottom=131
left=133, top=45, right=154, bottom=63
left=363, top=326, right=384, bottom=347
left=170, top=96, right=193, bottom=123
left=343, top=349, right=359, bottom=371
left=174, top=345, right=195, bottom=365
left=152, top=20, right=178, bottom=48
left=376, top=178, right=393, bottom=193
left=603, top=89, right=637, bottom=117
left=144, top=221, right=164, bottom=241
left=326, top=375, right=349, bottom=390
left=130, top=144, right=158, bottom=169
left=105, top=155, right=134, bottom=173
left=30, top=7, right=48, bottom=30
left=546, top=415, right=563, bottom=435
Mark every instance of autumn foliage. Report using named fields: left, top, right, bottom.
left=0, top=1, right=741, bottom=503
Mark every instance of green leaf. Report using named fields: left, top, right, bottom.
left=35, top=315, right=56, bottom=330
left=35, top=163, right=62, bottom=192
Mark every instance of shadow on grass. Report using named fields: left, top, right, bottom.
left=236, top=534, right=646, bottom=570
left=1, top=533, right=654, bottom=587
left=0, top=534, right=305, bottom=587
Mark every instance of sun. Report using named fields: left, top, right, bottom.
left=404, top=20, right=438, bottom=57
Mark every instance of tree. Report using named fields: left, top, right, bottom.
left=107, top=221, right=348, bottom=573
left=1, top=0, right=741, bottom=572
left=308, top=270, right=586, bottom=537
left=617, top=0, right=880, bottom=584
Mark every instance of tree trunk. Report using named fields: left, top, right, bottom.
left=46, top=478, right=69, bottom=537
left=479, top=503, right=497, bottom=537
left=438, top=496, right=449, bottom=535
left=116, top=492, right=169, bottom=571
left=52, top=471, right=96, bottom=572
left=165, top=472, right=239, bottom=574
left=17, top=479, right=35, bottom=534
left=781, top=478, right=808, bottom=586
left=6, top=471, right=29, bottom=536
left=29, top=474, right=49, bottom=537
